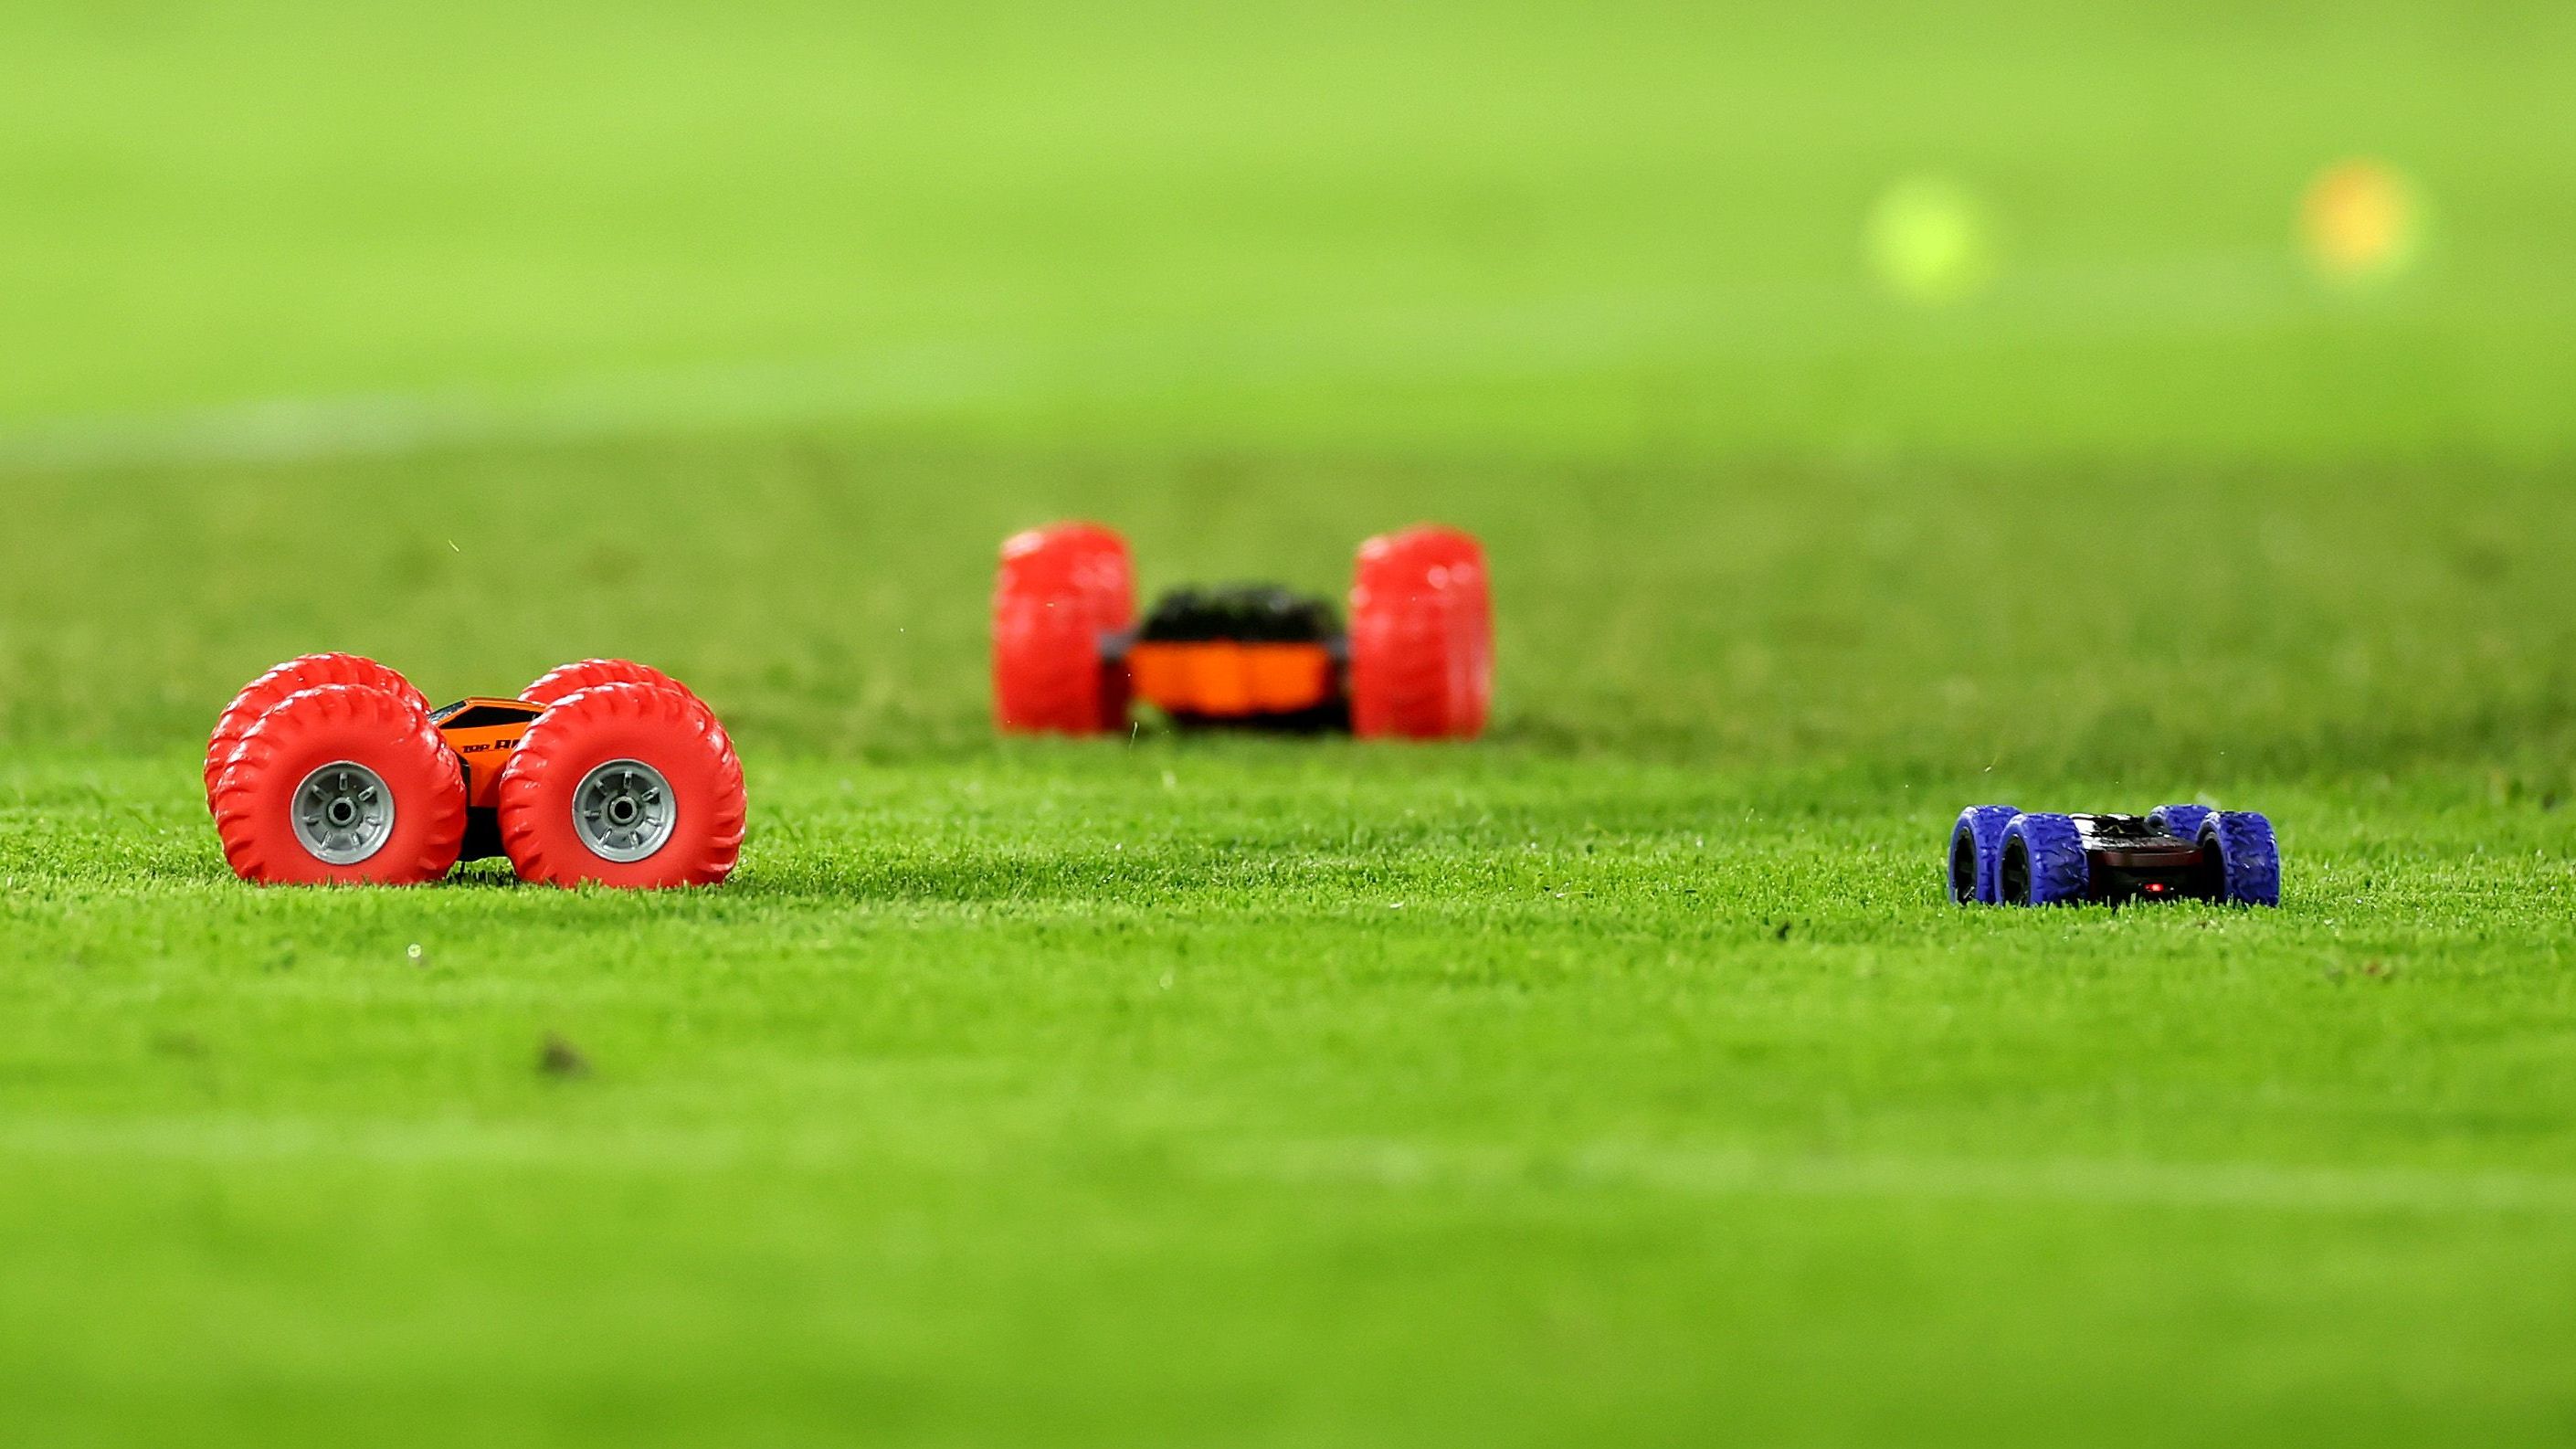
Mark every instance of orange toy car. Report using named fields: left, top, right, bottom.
left=992, top=523, right=1493, bottom=738
left=204, top=655, right=745, bottom=887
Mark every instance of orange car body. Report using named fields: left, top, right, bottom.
left=428, top=697, right=544, bottom=809
left=1124, top=641, right=1337, bottom=719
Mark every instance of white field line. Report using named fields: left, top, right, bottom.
left=5, top=1115, right=2569, bottom=1216
left=0, top=1116, right=754, bottom=1171
left=0, top=337, right=1064, bottom=474
left=1225, top=1138, right=2576, bottom=1216
left=0, top=258, right=2305, bottom=475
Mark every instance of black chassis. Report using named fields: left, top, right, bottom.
left=1130, top=583, right=1345, bottom=648
left=2017, top=812, right=2223, bottom=905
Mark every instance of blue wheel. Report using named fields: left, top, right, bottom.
left=2002, top=812, right=2088, bottom=905
left=1948, top=805, right=2019, bottom=904
left=2148, top=803, right=2212, bottom=843
left=2199, top=811, right=2281, bottom=906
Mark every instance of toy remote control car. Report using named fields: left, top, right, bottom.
left=205, top=654, right=745, bottom=888
left=991, top=522, right=1492, bottom=738
left=1948, top=804, right=2279, bottom=907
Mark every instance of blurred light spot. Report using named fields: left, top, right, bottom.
left=1864, top=176, right=1995, bottom=306
left=2299, top=160, right=2423, bottom=286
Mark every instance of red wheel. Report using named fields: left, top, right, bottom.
left=522, top=658, right=698, bottom=709
left=209, top=683, right=466, bottom=885
left=993, top=522, right=1134, bottom=735
left=496, top=683, right=745, bottom=888
left=206, top=653, right=426, bottom=806
left=1348, top=525, right=1493, bottom=740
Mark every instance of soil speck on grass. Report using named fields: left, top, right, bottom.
left=150, top=1030, right=206, bottom=1059
left=539, top=1033, right=591, bottom=1079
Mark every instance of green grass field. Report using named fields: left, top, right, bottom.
left=5, top=2, right=2575, bottom=1444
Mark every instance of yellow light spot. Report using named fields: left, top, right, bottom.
left=1864, top=176, right=1995, bottom=307
left=2300, top=160, right=2423, bottom=285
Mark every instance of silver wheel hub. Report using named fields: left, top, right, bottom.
left=291, top=761, right=396, bottom=865
left=573, top=758, right=675, bottom=862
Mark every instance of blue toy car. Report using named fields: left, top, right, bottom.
left=1949, top=804, right=2279, bottom=907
